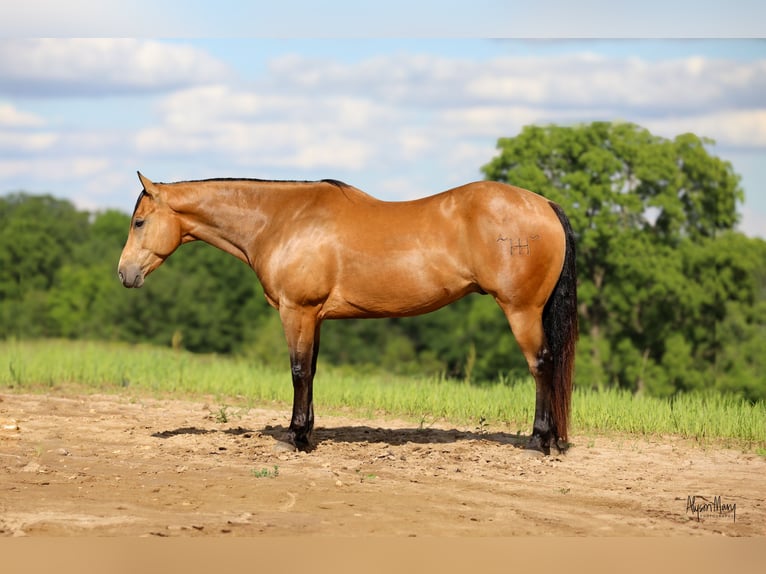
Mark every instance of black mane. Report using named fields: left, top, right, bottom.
left=131, top=190, right=146, bottom=217
left=132, top=178, right=350, bottom=215
left=163, top=177, right=350, bottom=188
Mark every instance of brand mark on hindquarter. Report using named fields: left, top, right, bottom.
left=497, top=234, right=540, bottom=255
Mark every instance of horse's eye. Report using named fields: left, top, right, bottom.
left=134, top=219, right=145, bottom=229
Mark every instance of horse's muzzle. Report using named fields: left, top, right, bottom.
left=118, top=264, right=144, bottom=288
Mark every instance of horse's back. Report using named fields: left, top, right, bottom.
left=334, top=180, right=555, bottom=230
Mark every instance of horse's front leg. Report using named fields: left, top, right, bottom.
left=280, top=306, right=321, bottom=451
left=287, top=349, right=315, bottom=450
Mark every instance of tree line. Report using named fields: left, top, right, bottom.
left=2, top=122, right=764, bottom=401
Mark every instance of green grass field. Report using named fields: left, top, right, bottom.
left=2, top=339, right=764, bottom=449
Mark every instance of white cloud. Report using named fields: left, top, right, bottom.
left=0, top=130, right=58, bottom=152
left=153, top=84, right=394, bottom=132
left=0, top=1, right=149, bottom=36
left=134, top=84, right=393, bottom=170
left=71, top=158, right=110, bottom=178
left=438, top=105, right=541, bottom=137
left=0, top=160, right=28, bottom=179
left=0, top=39, right=231, bottom=96
left=395, top=131, right=434, bottom=158
left=645, top=110, right=766, bottom=148
left=3, top=42, right=766, bottom=222
left=0, top=103, right=44, bottom=127
left=117, top=48, right=766, bottom=206
left=267, top=52, right=766, bottom=114
left=247, top=51, right=766, bottom=166
left=136, top=120, right=374, bottom=171
left=0, top=156, right=110, bottom=182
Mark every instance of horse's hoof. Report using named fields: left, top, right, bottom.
left=525, top=435, right=551, bottom=456
left=294, top=438, right=313, bottom=452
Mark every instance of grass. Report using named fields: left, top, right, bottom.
left=2, top=338, right=765, bottom=449
left=251, top=466, right=280, bottom=479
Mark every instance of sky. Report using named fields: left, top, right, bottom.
left=0, top=2, right=765, bottom=238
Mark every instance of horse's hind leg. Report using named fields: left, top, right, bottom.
left=500, top=305, right=559, bottom=455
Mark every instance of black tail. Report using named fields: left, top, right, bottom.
left=543, top=201, right=579, bottom=443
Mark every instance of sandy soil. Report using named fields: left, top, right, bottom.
left=1, top=392, right=763, bottom=537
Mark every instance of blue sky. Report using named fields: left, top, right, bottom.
left=0, top=4, right=765, bottom=237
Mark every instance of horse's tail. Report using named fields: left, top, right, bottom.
left=543, top=201, right=579, bottom=443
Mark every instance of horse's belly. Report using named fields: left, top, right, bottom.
left=320, top=265, right=476, bottom=319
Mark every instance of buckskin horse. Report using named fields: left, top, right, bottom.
left=118, top=173, right=578, bottom=454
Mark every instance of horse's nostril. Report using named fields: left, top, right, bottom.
left=118, top=271, right=125, bottom=283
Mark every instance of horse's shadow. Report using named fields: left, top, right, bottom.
left=357, top=427, right=529, bottom=451
left=151, top=426, right=256, bottom=439
left=312, top=425, right=529, bottom=449
left=152, top=423, right=531, bottom=450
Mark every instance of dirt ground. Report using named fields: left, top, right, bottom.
left=1, top=392, right=763, bottom=537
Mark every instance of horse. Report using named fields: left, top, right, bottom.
left=118, top=172, right=578, bottom=455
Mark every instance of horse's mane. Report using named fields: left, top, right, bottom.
left=131, top=190, right=147, bottom=217
left=162, top=177, right=350, bottom=189
left=133, top=178, right=355, bottom=215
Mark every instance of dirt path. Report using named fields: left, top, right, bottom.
left=1, top=392, right=763, bottom=537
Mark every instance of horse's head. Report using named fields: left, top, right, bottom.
left=117, top=172, right=183, bottom=288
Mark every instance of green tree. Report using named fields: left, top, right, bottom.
left=0, top=193, right=89, bottom=337
left=0, top=194, right=89, bottom=298
left=709, top=234, right=766, bottom=401
left=46, top=211, right=132, bottom=340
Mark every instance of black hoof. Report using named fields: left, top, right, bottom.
left=284, top=429, right=313, bottom=452
left=526, top=433, right=569, bottom=456
left=526, top=436, right=551, bottom=456
left=552, top=438, right=568, bottom=454
left=294, top=436, right=312, bottom=452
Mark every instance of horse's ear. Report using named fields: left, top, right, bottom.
left=137, top=171, right=159, bottom=199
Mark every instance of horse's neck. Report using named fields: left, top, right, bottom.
left=172, top=183, right=269, bottom=267
left=172, top=180, right=339, bottom=267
